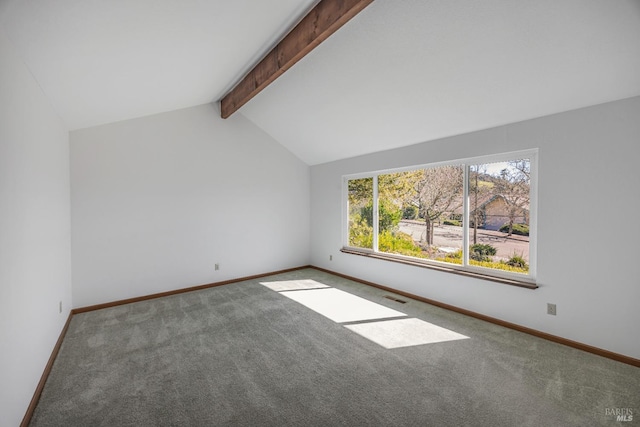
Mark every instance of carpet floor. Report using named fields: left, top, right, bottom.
left=30, top=268, right=639, bottom=426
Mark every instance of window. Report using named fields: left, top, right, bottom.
left=347, top=177, right=374, bottom=249
left=343, top=150, right=537, bottom=286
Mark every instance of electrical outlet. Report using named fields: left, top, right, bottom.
left=215, top=263, right=219, bottom=271
left=59, top=301, right=62, bottom=314
left=547, top=303, right=556, bottom=316
left=329, top=255, right=333, bottom=261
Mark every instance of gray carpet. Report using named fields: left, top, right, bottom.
left=30, top=268, right=639, bottom=426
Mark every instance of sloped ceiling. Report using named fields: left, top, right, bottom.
left=2, top=0, right=640, bottom=165
left=241, top=0, right=640, bottom=164
left=0, top=0, right=318, bottom=129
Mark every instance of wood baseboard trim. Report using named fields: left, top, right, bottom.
left=20, top=311, right=73, bottom=427
left=310, top=266, right=640, bottom=368
left=72, top=265, right=312, bottom=314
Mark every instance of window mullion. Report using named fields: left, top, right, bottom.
left=462, top=165, right=470, bottom=266
left=527, top=153, right=538, bottom=278
left=343, top=177, right=348, bottom=247
left=372, top=175, right=379, bottom=252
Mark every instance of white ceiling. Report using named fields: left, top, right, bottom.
left=2, top=0, right=640, bottom=165
left=0, top=0, right=318, bottom=128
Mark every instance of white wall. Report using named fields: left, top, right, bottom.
left=0, top=31, right=72, bottom=426
left=70, top=104, right=310, bottom=308
left=310, top=96, right=640, bottom=359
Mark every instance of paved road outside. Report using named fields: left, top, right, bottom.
left=398, top=220, right=529, bottom=261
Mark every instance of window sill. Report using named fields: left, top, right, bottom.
left=340, top=247, right=538, bottom=289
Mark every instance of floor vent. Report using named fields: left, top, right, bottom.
left=383, top=295, right=407, bottom=304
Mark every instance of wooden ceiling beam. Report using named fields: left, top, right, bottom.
left=220, top=0, right=373, bottom=119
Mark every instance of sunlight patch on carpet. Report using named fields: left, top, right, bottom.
left=279, top=288, right=406, bottom=323
left=345, top=318, right=469, bottom=349
left=260, top=279, right=330, bottom=292
left=261, top=279, right=470, bottom=349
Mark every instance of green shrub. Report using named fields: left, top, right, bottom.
left=379, top=231, right=426, bottom=258
left=446, top=249, right=462, bottom=259
left=436, top=251, right=529, bottom=273
left=470, top=259, right=529, bottom=274
left=499, top=223, right=529, bottom=236
left=443, top=219, right=461, bottom=226
left=441, top=249, right=462, bottom=264
left=470, top=243, right=497, bottom=261
left=348, top=213, right=373, bottom=249
left=402, top=205, right=418, bottom=220
left=506, top=254, right=528, bottom=268
left=362, top=200, right=402, bottom=232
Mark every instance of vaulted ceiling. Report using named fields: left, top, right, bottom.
left=2, top=0, right=640, bottom=165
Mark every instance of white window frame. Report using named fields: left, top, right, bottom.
left=342, top=149, right=538, bottom=286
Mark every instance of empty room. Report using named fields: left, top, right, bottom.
left=1, top=0, right=639, bottom=426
